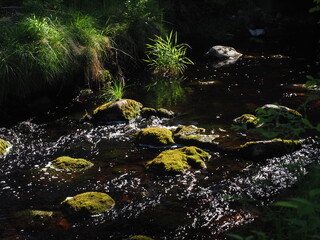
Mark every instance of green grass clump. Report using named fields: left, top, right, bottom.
left=0, top=11, right=111, bottom=104
left=100, top=78, right=126, bottom=102
left=144, top=31, right=194, bottom=77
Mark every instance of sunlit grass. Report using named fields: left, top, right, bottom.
left=144, top=31, right=194, bottom=77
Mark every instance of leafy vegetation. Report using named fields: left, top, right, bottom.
left=100, top=78, right=127, bottom=102
left=228, top=165, right=320, bottom=240
left=144, top=31, right=193, bottom=77
left=0, top=10, right=111, bottom=103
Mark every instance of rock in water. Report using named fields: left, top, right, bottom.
left=61, top=192, right=115, bottom=216
left=233, top=114, right=259, bottom=129
left=0, top=138, right=11, bottom=157
left=205, top=45, right=242, bottom=60
left=146, top=146, right=211, bottom=174
left=173, top=125, right=220, bottom=150
left=51, top=156, right=93, bottom=171
left=234, top=139, right=303, bottom=159
left=135, top=127, right=175, bottom=147
left=92, top=99, right=142, bottom=122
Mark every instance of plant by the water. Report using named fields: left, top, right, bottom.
left=144, top=31, right=194, bottom=77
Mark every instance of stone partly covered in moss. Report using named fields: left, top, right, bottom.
left=256, top=104, right=302, bottom=124
left=92, top=99, right=142, bottom=122
left=135, top=127, right=175, bottom=147
left=12, top=209, right=54, bottom=228
left=141, top=107, right=174, bottom=118
left=233, top=114, right=259, bottom=129
left=61, top=192, right=115, bottom=216
left=52, top=156, right=93, bottom=171
left=156, top=108, right=174, bottom=118
left=124, top=236, right=154, bottom=240
left=235, top=138, right=303, bottom=159
left=141, top=107, right=157, bottom=118
left=146, top=146, right=211, bottom=174
left=0, top=138, right=11, bottom=157
left=173, top=125, right=220, bottom=150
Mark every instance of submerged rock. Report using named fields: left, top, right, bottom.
left=51, top=156, right=93, bottom=171
left=0, top=138, right=11, bottom=157
left=61, top=192, right=115, bottom=216
left=234, top=138, right=303, bottom=159
left=205, top=45, right=242, bottom=60
left=141, top=107, right=174, bottom=118
left=146, top=146, right=210, bottom=174
left=12, top=209, right=54, bottom=228
left=233, top=114, right=259, bottom=129
left=135, top=127, right=175, bottom=147
left=124, top=236, right=154, bottom=240
left=173, top=125, right=220, bottom=150
left=92, top=99, right=142, bottom=122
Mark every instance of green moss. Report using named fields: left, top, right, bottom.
left=14, top=209, right=53, bottom=219
left=124, top=236, right=154, bottom=240
left=61, top=192, right=115, bottom=216
left=234, top=114, right=259, bottom=128
left=93, top=102, right=113, bottom=115
left=135, top=127, right=175, bottom=146
left=145, top=146, right=210, bottom=174
left=121, top=99, right=143, bottom=120
left=52, top=156, right=93, bottom=171
left=174, top=125, right=205, bottom=136
left=240, top=139, right=301, bottom=149
left=0, top=138, right=11, bottom=156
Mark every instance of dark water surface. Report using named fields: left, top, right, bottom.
left=0, top=47, right=319, bottom=239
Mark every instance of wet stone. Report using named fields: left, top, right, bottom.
left=233, top=114, right=259, bottom=129
left=124, top=235, right=154, bottom=240
left=173, top=125, right=220, bottom=150
left=232, top=138, right=303, bottom=160
left=92, top=99, right=142, bottom=122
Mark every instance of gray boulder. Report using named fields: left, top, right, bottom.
left=205, top=45, right=243, bottom=60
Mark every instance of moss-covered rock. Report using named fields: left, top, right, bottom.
left=235, top=138, right=303, bottom=159
left=92, top=99, right=142, bottom=122
left=61, top=192, right=115, bottom=216
left=173, top=125, right=220, bottom=150
left=256, top=104, right=302, bottom=124
left=0, top=138, right=11, bottom=157
left=135, top=127, right=175, bottom=146
left=124, top=236, right=154, bottom=240
left=141, top=107, right=158, bottom=118
left=141, top=107, right=174, bottom=118
left=146, top=146, right=210, bottom=174
left=233, top=114, right=259, bottom=128
left=12, top=209, right=54, bottom=228
left=156, top=108, right=174, bottom=118
left=52, top=156, right=93, bottom=171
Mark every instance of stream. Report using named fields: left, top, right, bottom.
left=0, top=45, right=320, bottom=239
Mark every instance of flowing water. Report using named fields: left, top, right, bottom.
left=0, top=46, right=320, bottom=239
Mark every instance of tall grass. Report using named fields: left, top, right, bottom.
left=0, top=11, right=112, bottom=103
left=144, top=31, right=194, bottom=77
left=100, top=78, right=127, bottom=102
